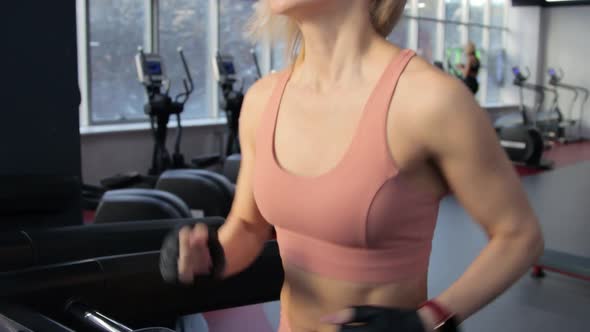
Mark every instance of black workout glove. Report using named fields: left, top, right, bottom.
left=323, top=306, right=427, bottom=332
left=159, top=223, right=226, bottom=284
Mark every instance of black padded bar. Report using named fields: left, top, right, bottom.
left=0, top=217, right=224, bottom=272
left=0, top=242, right=283, bottom=327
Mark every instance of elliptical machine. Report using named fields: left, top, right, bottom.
left=91, top=48, right=195, bottom=193
left=215, top=52, right=243, bottom=157
left=213, top=49, right=262, bottom=158
left=135, top=47, right=193, bottom=176
left=547, top=67, right=589, bottom=143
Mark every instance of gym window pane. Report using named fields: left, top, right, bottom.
left=486, top=29, right=504, bottom=104
left=388, top=17, right=409, bottom=48
left=445, top=0, right=462, bottom=22
left=418, top=21, right=438, bottom=63
left=444, top=23, right=462, bottom=54
left=89, top=0, right=146, bottom=123
left=468, top=26, right=484, bottom=52
left=418, top=0, right=439, bottom=19
left=490, top=0, right=505, bottom=27
left=272, top=41, right=287, bottom=71
left=469, top=0, right=485, bottom=25
left=159, top=0, right=210, bottom=119
left=219, top=0, right=259, bottom=90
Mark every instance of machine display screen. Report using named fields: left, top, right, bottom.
left=147, top=61, right=162, bottom=75
left=222, top=61, right=236, bottom=75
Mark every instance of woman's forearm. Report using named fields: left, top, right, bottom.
left=218, top=216, right=273, bottom=278
left=433, top=218, right=544, bottom=322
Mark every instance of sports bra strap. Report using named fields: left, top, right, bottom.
left=366, top=49, right=416, bottom=125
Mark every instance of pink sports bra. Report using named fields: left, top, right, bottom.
left=253, top=49, right=443, bottom=284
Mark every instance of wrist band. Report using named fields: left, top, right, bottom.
left=419, top=300, right=453, bottom=328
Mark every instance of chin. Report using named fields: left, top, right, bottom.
left=268, top=0, right=335, bottom=15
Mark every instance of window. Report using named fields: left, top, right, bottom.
left=417, top=0, right=439, bottom=63
left=445, top=0, right=462, bottom=21
left=491, top=0, right=505, bottom=27
left=486, top=29, right=504, bottom=103
left=487, top=0, right=505, bottom=103
left=160, top=0, right=210, bottom=119
left=419, top=0, right=439, bottom=18
left=444, top=0, right=464, bottom=65
left=88, top=0, right=146, bottom=123
left=418, top=22, right=437, bottom=62
left=469, top=0, right=485, bottom=24
left=468, top=26, right=484, bottom=50
left=272, top=40, right=287, bottom=71
left=444, top=23, right=462, bottom=51
left=388, top=17, right=409, bottom=48
left=220, top=0, right=259, bottom=89
left=78, top=0, right=510, bottom=127
left=388, top=5, right=411, bottom=48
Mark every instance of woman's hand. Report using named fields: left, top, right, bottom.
left=160, top=222, right=226, bottom=284
left=177, top=223, right=214, bottom=283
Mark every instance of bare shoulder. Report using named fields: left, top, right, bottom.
left=393, top=55, right=499, bottom=162
left=240, top=71, right=282, bottom=122
left=394, top=56, right=483, bottom=138
left=402, top=56, right=479, bottom=119
left=239, top=70, right=284, bottom=141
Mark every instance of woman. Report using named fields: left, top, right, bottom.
left=457, top=42, right=480, bottom=94
left=177, top=1, right=543, bottom=331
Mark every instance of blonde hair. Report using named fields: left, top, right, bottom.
left=247, top=0, right=407, bottom=66
left=465, top=41, right=476, bottom=54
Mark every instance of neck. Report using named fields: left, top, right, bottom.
left=291, top=1, right=383, bottom=91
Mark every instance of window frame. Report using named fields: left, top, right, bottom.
left=78, top=0, right=508, bottom=128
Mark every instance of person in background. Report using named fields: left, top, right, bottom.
left=457, top=41, right=480, bottom=94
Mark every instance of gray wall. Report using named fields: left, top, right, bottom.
left=81, top=123, right=227, bottom=185
left=541, top=5, right=590, bottom=138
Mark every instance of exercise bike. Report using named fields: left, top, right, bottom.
left=547, top=67, right=589, bottom=143
left=491, top=67, right=553, bottom=170
left=511, top=66, right=564, bottom=143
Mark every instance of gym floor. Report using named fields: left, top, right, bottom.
left=192, top=141, right=590, bottom=332
left=430, top=160, right=590, bottom=332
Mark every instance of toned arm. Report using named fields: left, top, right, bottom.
left=217, top=73, right=279, bottom=278
left=411, top=71, right=543, bottom=323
